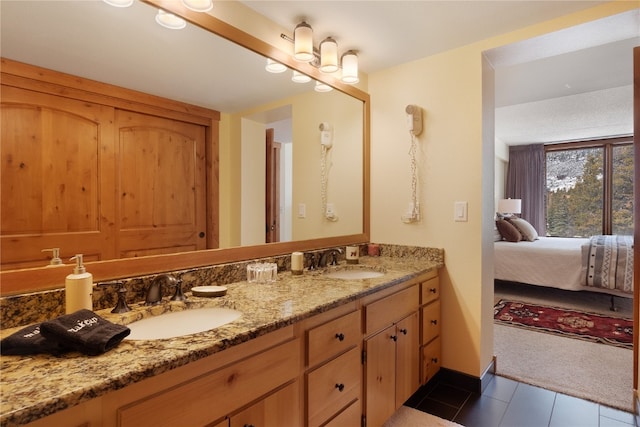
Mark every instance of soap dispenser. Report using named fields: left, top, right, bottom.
left=65, top=254, right=93, bottom=314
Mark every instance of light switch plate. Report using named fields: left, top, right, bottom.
left=454, top=201, right=468, bottom=222
left=298, top=203, right=306, bottom=218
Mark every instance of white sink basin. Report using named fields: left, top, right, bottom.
left=125, top=307, right=241, bottom=340
left=323, top=268, right=385, bottom=280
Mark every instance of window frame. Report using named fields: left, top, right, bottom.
left=544, top=136, right=634, bottom=235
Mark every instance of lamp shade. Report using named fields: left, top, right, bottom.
left=314, top=81, right=332, bottom=92
left=265, top=58, right=287, bottom=73
left=181, top=0, right=213, bottom=12
left=155, top=10, right=186, bottom=29
left=319, top=37, right=338, bottom=73
left=294, top=22, right=314, bottom=62
left=292, top=70, right=311, bottom=83
left=340, top=50, right=359, bottom=84
left=498, top=198, right=522, bottom=214
left=103, top=0, right=134, bottom=7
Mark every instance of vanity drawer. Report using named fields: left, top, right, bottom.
left=365, top=285, right=419, bottom=335
left=421, top=276, right=440, bottom=305
left=422, top=300, right=440, bottom=344
left=421, top=336, right=441, bottom=384
left=307, top=310, right=361, bottom=367
left=307, top=346, right=361, bottom=427
left=323, top=398, right=361, bottom=427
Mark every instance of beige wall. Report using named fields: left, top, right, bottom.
left=368, top=1, right=637, bottom=378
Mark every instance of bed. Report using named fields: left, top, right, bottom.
left=494, top=235, right=633, bottom=299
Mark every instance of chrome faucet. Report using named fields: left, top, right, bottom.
left=145, top=274, right=176, bottom=305
left=318, top=248, right=342, bottom=268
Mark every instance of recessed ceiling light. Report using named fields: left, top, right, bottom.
left=181, top=0, right=213, bottom=12
left=103, top=0, right=133, bottom=7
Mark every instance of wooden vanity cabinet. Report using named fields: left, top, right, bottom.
left=362, top=284, right=420, bottom=427
left=420, top=271, right=442, bottom=384
left=304, top=307, right=362, bottom=427
left=228, top=380, right=300, bottom=427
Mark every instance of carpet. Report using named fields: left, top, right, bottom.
left=494, top=299, right=633, bottom=349
left=383, top=406, right=464, bottom=427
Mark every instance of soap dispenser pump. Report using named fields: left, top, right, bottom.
left=65, top=254, right=93, bottom=314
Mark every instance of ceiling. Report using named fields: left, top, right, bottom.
left=1, top=1, right=638, bottom=145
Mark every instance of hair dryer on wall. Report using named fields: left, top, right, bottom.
left=319, top=122, right=333, bottom=148
left=405, top=104, right=423, bottom=136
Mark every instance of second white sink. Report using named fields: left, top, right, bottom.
left=125, top=307, right=241, bottom=340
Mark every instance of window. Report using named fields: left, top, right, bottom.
left=545, top=138, right=633, bottom=237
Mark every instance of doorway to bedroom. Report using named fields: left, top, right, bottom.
left=486, top=10, right=636, bottom=414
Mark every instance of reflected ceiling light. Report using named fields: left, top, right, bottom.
left=155, top=9, right=187, bottom=30
left=292, top=70, right=312, bottom=83
left=181, top=0, right=213, bottom=12
left=103, top=0, right=133, bottom=7
left=340, top=50, right=359, bottom=84
left=314, top=81, right=333, bottom=92
left=265, top=58, right=287, bottom=73
left=294, top=22, right=314, bottom=62
left=319, top=37, right=338, bottom=73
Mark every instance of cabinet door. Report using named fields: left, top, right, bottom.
left=364, top=324, right=396, bottom=427
left=115, top=109, right=207, bottom=258
left=395, top=312, right=420, bottom=408
left=229, top=381, right=299, bottom=427
left=1, top=85, right=116, bottom=269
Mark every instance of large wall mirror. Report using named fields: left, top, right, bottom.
left=0, top=0, right=370, bottom=294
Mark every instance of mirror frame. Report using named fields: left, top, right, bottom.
left=0, top=0, right=370, bottom=295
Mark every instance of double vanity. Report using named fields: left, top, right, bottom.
left=0, top=252, right=443, bottom=427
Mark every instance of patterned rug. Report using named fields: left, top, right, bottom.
left=494, top=299, right=633, bottom=349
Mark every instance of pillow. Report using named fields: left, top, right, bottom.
left=508, top=217, right=539, bottom=241
left=496, top=219, right=522, bottom=242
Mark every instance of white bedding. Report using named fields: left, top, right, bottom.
left=493, top=236, right=630, bottom=296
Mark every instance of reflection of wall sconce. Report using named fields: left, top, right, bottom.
left=181, top=0, right=213, bottom=12
left=282, top=21, right=359, bottom=85
left=314, top=81, right=333, bottom=93
left=265, top=58, right=287, bottom=73
left=498, top=198, right=522, bottom=217
left=155, top=10, right=187, bottom=30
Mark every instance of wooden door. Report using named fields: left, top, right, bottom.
left=265, top=128, right=281, bottom=243
left=395, top=311, right=420, bottom=408
left=115, top=110, right=206, bottom=258
left=229, top=381, right=299, bottom=427
left=364, top=324, right=397, bottom=427
left=1, top=85, right=116, bottom=269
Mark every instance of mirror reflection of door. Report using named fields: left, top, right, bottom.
left=265, top=128, right=281, bottom=243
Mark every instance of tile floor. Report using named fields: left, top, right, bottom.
left=405, top=373, right=636, bottom=427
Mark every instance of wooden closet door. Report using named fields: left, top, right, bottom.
left=1, top=85, right=116, bottom=270
left=115, top=110, right=206, bottom=258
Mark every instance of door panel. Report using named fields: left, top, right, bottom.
left=116, top=110, right=206, bottom=257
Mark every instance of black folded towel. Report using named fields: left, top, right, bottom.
left=40, top=309, right=130, bottom=356
left=1, top=323, right=70, bottom=356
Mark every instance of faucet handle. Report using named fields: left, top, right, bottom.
left=170, top=278, right=187, bottom=302
left=97, top=281, right=131, bottom=314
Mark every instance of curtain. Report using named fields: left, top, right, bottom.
left=506, top=144, right=546, bottom=236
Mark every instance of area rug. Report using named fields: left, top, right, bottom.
left=494, top=299, right=632, bottom=349
left=383, top=406, right=464, bottom=427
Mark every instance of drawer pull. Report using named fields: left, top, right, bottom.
left=399, top=328, right=408, bottom=335
left=244, top=424, right=255, bottom=427
left=431, top=357, right=439, bottom=363
left=430, top=319, right=438, bottom=325
left=335, top=333, right=345, bottom=341
left=390, top=335, right=397, bottom=342
left=429, top=288, right=437, bottom=293
left=335, top=383, right=345, bottom=392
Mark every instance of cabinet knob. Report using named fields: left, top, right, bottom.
left=390, top=335, right=397, bottom=342
left=399, top=328, right=408, bottom=335
left=243, top=424, right=255, bottom=427
left=429, top=288, right=437, bottom=293
left=431, top=357, right=439, bottom=363
left=430, top=319, right=438, bottom=325
left=335, top=383, right=345, bottom=392
left=335, top=333, right=345, bottom=341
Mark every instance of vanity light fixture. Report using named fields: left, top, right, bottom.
left=292, top=70, right=312, bottom=83
left=282, top=21, right=359, bottom=84
left=340, top=50, right=359, bottom=84
left=314, top=81, right=333, bottom=92
left=102, top=0, right=134, bottom=7
left=319, top=37, right=338, bottom=73
left=265, top=58, right=287, bottom=73
left=155, top=9, right=187, bottom=29
left=294, top=22, right=314, bottom=62
left=181, top=0, right=213, bottom=12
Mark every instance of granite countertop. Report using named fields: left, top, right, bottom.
left=0, top=256, right=441, bottom=426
